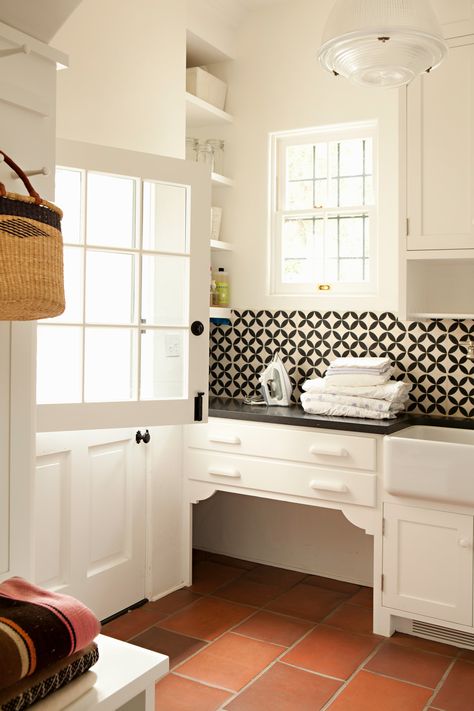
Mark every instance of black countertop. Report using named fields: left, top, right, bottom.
left=208, top=397, right=474, bottom=436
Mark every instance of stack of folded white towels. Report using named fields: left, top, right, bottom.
left=301, top=357, right=411, bottom=420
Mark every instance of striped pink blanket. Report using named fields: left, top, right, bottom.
left=0, top=578, right=100, bottom=691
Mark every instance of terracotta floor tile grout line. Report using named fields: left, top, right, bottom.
left=277, top=659, right=345, bottom=683
left=318, top=635, right=387, bottom=711
left=175, top=574, right=376, bottom=708
left=207, top=596, right=317, bottom=626
left=359, top=667, right=441, bottom=691
left=123, top=595, right=207, bottom=644
left=217, top=617, right=327, bottom=710
left=421, top=656, right=458, bottom=711
left=215, top=584, right=372, bottom=709
left=171, top=670, right=236, bottom=695
left=228, top=629, right=305, bottom=649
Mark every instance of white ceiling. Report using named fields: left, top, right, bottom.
left=202, top=0, right=290, bottom=29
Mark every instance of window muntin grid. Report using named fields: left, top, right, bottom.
left=37, top=167, right=191, bottom=405
left=273, top=124, right=377, bottom=295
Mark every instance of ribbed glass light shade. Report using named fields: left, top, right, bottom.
left=319, top=0, right=448, bottom=88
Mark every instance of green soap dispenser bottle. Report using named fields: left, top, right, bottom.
left=215, top=267, right=230, bottom=307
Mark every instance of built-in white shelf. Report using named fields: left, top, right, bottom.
left=406, top=249, right=474, bottom=261
left=210, top=239, right=233, bottom=252
left=210, top=307, right=232, bottom=319
left=186, top=92, right=233, bottom=127
left=408, top=312, right=474, bottom=320
left=211, top=172, right=234, bottom=188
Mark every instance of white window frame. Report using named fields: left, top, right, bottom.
left=270, top=121, right=378, bottom=297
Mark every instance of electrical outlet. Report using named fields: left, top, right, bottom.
left=165, top=335, right=181, bottom=358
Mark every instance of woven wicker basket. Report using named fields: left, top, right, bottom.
left=0, top=150, right=64, bottom=320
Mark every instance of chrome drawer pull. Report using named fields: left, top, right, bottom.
left=208, top=467, right=241, bottom=479
left=309, top=445, right=348, bottom=458
left=310, top=480, right=349, bottom=493
left=209, top=436, right=242, bottom=445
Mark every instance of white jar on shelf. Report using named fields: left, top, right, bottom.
left=206, top=139, right=225, bottom=175
left=196, top=142, right=214, bottom=169
left=185, top=137, right=198, bottom=161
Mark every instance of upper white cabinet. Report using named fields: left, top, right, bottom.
left=432, top=0, right=474, bottom=39
left=406, top=36, right=474, bottom=251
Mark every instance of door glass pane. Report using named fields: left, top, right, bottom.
left=87, top=172, right=136, bottom=248
left=55, top=168, right=82, bottom=244
left=51, top=246, right=83, bottom=324
left=37, top=326, right=82, bottom=404
left=140, top=329, right=187, bottom=400
left=86, top=251, right=137, bottom=324
left=141, top=255, right=189, bottom=326
left=84, top=328, right=137, bottom=402
left=143, top=182, right=188, bottom=253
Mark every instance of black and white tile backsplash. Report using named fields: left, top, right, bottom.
left=210, top=310, right=474, bottom=417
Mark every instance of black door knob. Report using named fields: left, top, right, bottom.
left=191, top=321, right=205, bottom=336
left=136, top=429, right=151, bottom=444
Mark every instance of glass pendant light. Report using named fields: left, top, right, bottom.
left=319, top=0, right=448, bottom=88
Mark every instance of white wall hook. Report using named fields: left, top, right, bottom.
left=0, top=44, right=30, bottom=60
left=11, top=167, right=49, bottom=179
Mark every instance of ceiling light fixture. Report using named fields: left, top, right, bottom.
left=318, top=0, right=448, bottom=88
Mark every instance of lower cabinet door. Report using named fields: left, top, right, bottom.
left=382, top=503, right=473, bottom=626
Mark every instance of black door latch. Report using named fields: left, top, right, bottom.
left=194, top=392, right=205, bottom=422
left=136, top=429, right=151, bottom=444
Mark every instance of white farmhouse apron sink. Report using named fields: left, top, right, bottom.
left=385, top=426, right=474, bottom=505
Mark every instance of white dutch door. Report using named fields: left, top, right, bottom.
left=35, top=140, right=210, bottom=619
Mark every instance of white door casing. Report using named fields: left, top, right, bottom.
left=382, top=503, right=473, bottom=626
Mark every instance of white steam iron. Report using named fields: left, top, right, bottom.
left=259, top=352, right=293, bottom=407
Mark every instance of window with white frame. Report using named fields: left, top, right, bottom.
left=271, top=122, right=377, bottom=296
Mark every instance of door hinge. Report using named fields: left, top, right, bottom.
left=406, top=217, right=410, bottom=236
left=194, top=392, right=205, bottom=422
left=381, top=574, right=384, bottom=592
left=382, top=518, right=386, bottom=536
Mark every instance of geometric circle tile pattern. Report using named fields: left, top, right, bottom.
left=210, top=310, right=474, bottom=417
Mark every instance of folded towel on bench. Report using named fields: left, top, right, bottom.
left=0, top=643, right=98, bottom=711
left=0, top=578, right=100, bottom=691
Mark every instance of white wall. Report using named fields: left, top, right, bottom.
left=218, top=0, right=400, bottom=312
left=54, top=0, right=186, bottom=158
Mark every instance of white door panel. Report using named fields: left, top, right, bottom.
left=383, top=503, right=473, bottom=626
left=36, top=429, right=146, bottom=620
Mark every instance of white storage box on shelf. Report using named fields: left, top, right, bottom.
left=186, top=67, right=227, bottom=110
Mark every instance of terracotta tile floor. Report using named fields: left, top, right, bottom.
left=101, top=551, right=474, bottom=711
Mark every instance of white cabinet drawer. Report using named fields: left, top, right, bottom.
left=185, top=450, right=377, bottom=508
left=186, top=420, right=377, bottom=472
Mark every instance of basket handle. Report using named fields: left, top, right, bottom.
left=0, top=150, right=42, bottom=204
